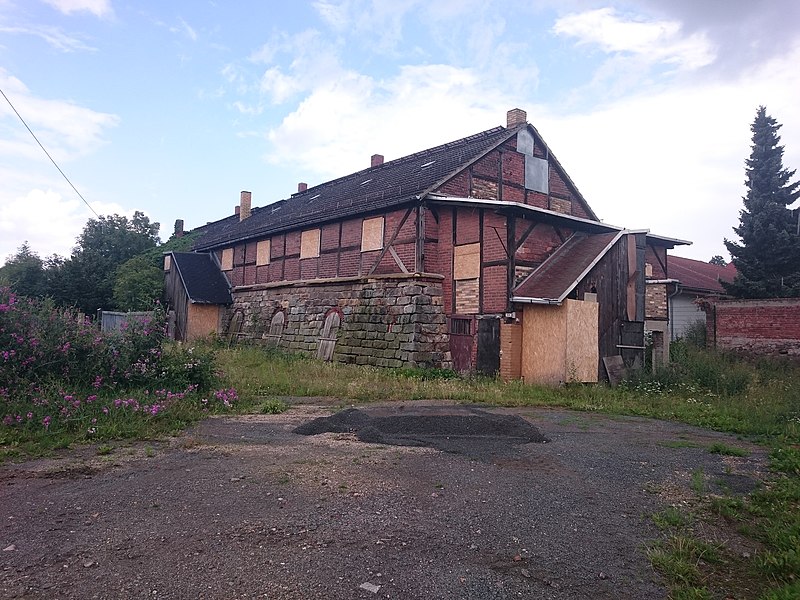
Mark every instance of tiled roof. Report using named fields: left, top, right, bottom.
left=668, top=255, right=736, bottom=294
left=513, top=231, right=622, bottom=302
left=171, top=252, right=232, bottom=304
left=193, top=125, right=518, bottom=250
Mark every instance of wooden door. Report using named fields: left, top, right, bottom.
left=449, top=316, right=473, bottom=373
left=476, top=318, right=500, bottom=377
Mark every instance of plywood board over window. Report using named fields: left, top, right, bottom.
left=300, top=229, right=320, bottom=259
left=221, top=248, right=233, bottom=271
left=454, top=243, right=480, bottom=280
left=256, top=239, right=271, bottom=266
left=361, top=216, right=384, bottom=252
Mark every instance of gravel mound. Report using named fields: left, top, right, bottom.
left=293, top=406, right=548, bottom=459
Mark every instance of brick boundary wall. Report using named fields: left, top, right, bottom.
left=704, top=298, right=800, bottom=359
left=225, top=273, right=452, bottom=369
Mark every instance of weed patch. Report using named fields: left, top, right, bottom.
left=708, top=442, right=750, bottom=457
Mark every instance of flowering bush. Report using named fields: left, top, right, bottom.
left=0, top=288, right=165, bottom=394
left=0, top=288, right=237, bottom=443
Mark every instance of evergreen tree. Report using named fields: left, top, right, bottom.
left=709, top=255, right=727, bottom=267
left=724, top=106, right=800, bottom=298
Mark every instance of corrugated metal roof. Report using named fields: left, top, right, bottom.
left=513, top=232, right=622, bottom=302
left=171, top=252, right=232, bottom=304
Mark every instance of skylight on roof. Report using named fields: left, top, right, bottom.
left=360, top=179, right=372, bottom=185
left=310, top=193, right=321, bottom=200
left=420, top=160, right=436, bottom=169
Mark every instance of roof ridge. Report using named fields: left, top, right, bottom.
left=293, top=126, right=508, bottom=197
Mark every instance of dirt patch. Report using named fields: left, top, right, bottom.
left=0, top=403, right=769, bottom=599
left=293, top=406, right=548, bottom=459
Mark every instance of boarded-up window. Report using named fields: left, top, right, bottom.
left=454, top=243, right=480, bottom=280
left=221, top=248, right=233, bottom=271
left=300, top=229, right=320, bottom=259
left=316, top=310, right=341, bottom=361
left=525, top=156, right=549, bottom=194
left=265, top=310, right=285, bottom=346
left=163, top=255, right=171, bottom=271
left=361, top=216, right=384, bottom=252
left=256, top=239, right=271, bottom=266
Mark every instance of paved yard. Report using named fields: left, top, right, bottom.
left=0, top=401, right=767, bottom=599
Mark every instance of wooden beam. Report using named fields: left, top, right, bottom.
left=367, top=207, right=413, bottom=275
left=389, top=246, right=409, bottom=273
left=479, top=209, right=484, bottom=313
left=515, top=220, right=538, bottom=251
left=415, top=205, right=425, bottom=273
left=507, top=216, right=515, bottom=313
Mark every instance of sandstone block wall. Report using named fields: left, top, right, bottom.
left=226, top=274, right=451, bottom=369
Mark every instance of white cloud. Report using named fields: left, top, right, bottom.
left=0, top=24, right=95, bottom=52
left=0, top=70, right=122, bottom=263
left=259, top=67, right=304, bottom=104
left=0, top=69, right=119, bottom=160
left=41, top=0, right=113, bottom=18
left=171, top=17, right=197, bottom=41
left=554, top=8, right=716, bottom=71
left=537, top=43, right=800, bottom=261
left=265, top=64, right=511, bottom=180
left=0, top=189, right=88, bottom=261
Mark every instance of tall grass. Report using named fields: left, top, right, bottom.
left=216, top=342, right=800, bottom=444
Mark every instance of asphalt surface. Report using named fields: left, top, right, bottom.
left=0, top=402, right=768, bottom=599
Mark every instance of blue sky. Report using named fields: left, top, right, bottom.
left=1, top=0, right=798, bottom=263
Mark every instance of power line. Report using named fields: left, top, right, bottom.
left=0, top=86, right=99, bottom=218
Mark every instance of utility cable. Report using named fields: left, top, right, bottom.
left=0, top=86, right=99, bottom=218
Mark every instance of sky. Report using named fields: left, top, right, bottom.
left=1, top=0, right=798, bottom=265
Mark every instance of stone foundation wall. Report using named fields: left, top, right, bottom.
left=225, top=273, right=451, bottom=369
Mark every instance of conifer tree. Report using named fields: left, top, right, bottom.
left=724, top=106, right=800, bottom=297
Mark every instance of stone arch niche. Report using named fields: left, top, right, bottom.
left=265, top=310, right=286, bottom=347
left=316, top=308, right=342, bottom=361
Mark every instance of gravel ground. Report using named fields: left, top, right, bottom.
left=0, top=401, right=768, bottom=599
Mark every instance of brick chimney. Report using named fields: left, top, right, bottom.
left=507, top=108, right=527, bottom=128
left=239, top=190, right=251, bottom=221
left=298, top=182, right=308, bottom=193
left=173, top=219, right=184, bottom=238
left=234, top=205, right=240, bottom=216
left=371, top=154, right=384, bottom=167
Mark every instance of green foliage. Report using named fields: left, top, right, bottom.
left=113, top=231, right=199, bottom=311
left=0, top=288, right=234, bottom=448
left=113, top=255, right=164, bottom=311
left=681, top=321, right=707, bottom=349
left=648, top=535, right=718, bottom=588
left=390, top=366, right=461, bottom=380
left=759, top=581, right=800, bottom=600
left=653, top=506, right=688, bottom=530
left=708, top=442, right=750, bottom=457
left=258, top=398, right=289, bottom=414
left=709, top=255, right=727, bottom=267
left=0, top=242, right=46, bottom=297
left=50, top=211, right=161, bottom=313
left=770, top=447, right=800, bottom=475
left=724, top=106, right=800, bottom=298
left=638, top=341, right=752, bottom=397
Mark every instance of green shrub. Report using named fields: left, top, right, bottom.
left=0, top=288, right=232, bottom=446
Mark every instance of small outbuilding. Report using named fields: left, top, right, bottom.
left=163, top=252, right=232, bottom=341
